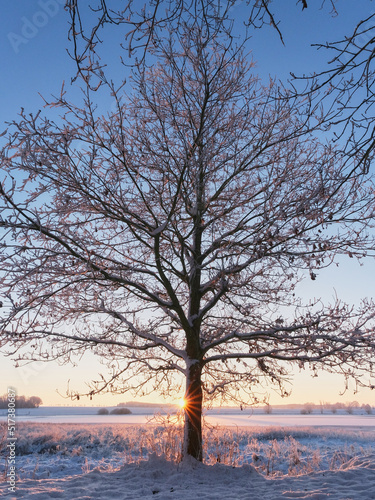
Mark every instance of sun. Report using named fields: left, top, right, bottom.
left=177, top=398, right=186, bottom=409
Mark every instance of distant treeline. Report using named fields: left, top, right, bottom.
left=0, top=395, right=42, bottom=409
left=263, top=401, right=373, bottom=415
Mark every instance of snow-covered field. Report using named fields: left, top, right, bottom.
left=1, top=407, right=375, bottom=499
left=2, top=404, right=375, bottom=427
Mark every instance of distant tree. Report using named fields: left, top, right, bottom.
left=1, top=13, right=375, bottom=462
left=16, top=395, right=26, bottom=408
left=263, top=404, right=272, bottom=415
left=361, top=403, right=372, bottom=415
left=300, top=403, right=315, bottom=415
left=27, top=396, right=42, bottom=408
left=330, top=404, right=338, bottom=414
left=97, top=408, right=109, bottom=415
left=345, top=403, right=354, bottom=415
left=345, top=401, right=360, bottom=414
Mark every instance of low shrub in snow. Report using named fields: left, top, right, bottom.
left=110, top=408, right=132, bottom=415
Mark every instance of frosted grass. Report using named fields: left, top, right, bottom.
left=1, top=419, right=374, bottom=481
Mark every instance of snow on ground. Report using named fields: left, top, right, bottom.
left=2, top=450, right=375, bottom=499
left=1, top=405, right=375, bottom=427
left=1, top=409, right=375, bottom=499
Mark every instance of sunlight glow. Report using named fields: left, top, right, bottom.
left=178, top=398, right=186, bottom=409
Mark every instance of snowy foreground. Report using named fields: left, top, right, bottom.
left=1, top=409, right=375, bottom=499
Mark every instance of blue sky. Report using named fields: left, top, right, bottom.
left=1, top=1, right=375, bottom=406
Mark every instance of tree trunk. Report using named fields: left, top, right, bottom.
left=183, top=359, right=203, bottom=461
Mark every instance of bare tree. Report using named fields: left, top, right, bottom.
left=1, top=18, right=375, bottom=461
left=361, top=403, right=372, bottom=414
left=66, top=0, right=237, bottom=81
left=300, top=403, right=315, bottom=415
left=27, top=396, right=43, bottom=408
left=290, top=10, right=375, bottom=176
left=64, top=0, right=316, bottom=78
left=65, top=0, right=375, bottom=175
